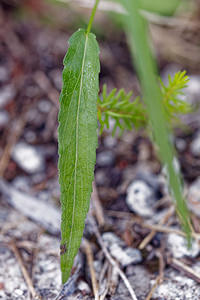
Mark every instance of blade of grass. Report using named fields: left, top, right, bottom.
left=117, top=0, right=191, bottom=242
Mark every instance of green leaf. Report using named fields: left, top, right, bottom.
left=117, top=0, right=191, bottom=242
left=139, top=0, right=180, bottom=16
left=58, top=28, right=100, bottom=284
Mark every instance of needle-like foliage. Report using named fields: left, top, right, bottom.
left=161, top=71, right=192, bottom=122
left=97, top=85, right=146, bottom=135
left=98, top=71, right=192, bottom=135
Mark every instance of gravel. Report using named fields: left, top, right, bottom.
left=12, top=142, right=45, bottom=174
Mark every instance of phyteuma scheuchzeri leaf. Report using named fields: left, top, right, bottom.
left=58, top=28, right=100, bottom=284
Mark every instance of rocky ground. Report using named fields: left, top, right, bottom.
left=1, top=1, right=200, bottom=299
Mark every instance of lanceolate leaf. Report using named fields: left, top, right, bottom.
left=58, top=29, right=100, bottom=284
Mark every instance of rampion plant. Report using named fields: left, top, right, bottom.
left=58, top=0, right=192, bottom=284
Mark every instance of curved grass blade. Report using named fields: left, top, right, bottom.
left=58, top=28, right=100, bottom=283
left=117, top=0, right=191, bottom=242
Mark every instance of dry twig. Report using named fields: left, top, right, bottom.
left=89, top=216, right=138, bottom=300
left=99, top=264, right=112, bottom=300
left=9, top=242, right=41, bottom=300
left=0, top=117, right=27, bottom=177
left=82, top=239, right=99, bottom=300
left=92, top=182, right=105, bottom=226
left=34, top=71, right=60, bottom=109
left=168, top=257, right=200, bottom=284
left=141, top=224, right=200, bottom=241
left=145, top=250, right=165, bottom=300
left=139, top=206, right=175, bottom=249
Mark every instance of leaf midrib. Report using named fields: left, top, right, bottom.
left=67, top=32, right=89, bottom=258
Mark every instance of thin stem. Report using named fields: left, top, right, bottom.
left=86, top=0, right=100, bottom=34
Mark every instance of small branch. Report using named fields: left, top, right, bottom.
left=145, top=250, right=164, bottom=300
left=99, top=264, right=111, bottom=300
left=141, top=223, right=200, bottom=241
left=82, top=239, right=99, bottom=300
left=0, top=116, right=27, bottom=177
left=139, top=206, right=174, bottom=249
left=9, top=242, right=41, bottom=300
left=89, top=217, right=138, bottom=300
left=34, top=71, right=59, bottom=109
left=92, top=182, right=105, bottom=226
left=108, top=265, right=119, bottom=296
left=145, top=276, right=162, bottom=300
left=168, top=257, right=200, bottom=284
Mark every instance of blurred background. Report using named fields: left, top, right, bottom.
left=1, top=1, right=200, bottom=299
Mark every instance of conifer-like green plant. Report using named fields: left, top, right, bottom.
left=58, top=0, right=192, bottom=284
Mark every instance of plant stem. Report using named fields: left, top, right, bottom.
left=86, top=0, right=100, bottom=34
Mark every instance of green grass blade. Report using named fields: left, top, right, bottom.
left=139, top=0, right=181, bottom=16
left=117, top=0, right=191, bottom=241
left=58, top=29, right=100, bottom=283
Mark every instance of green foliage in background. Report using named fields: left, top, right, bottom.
left=161, top=71, right=192, bottom=123
left=117, top=0, right=191, bottom=239
left=139, top=0, right=180, bottom=15
left=98, top=71, right=192, bottom=135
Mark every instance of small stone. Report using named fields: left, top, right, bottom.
left=110, top=245, right=142, bottom=267
left=102, top=232, right=142, bottom=267
left=97, top=150, right=115, bottom=167
left=49, top=69, right=62, bottom=90
left=104, top=135, right=117, bottom=148
left=188, top=177, right=200, bottom=217
left=24, top=130, right=37, bottom=143
left=102, top=232, right=123, bottom=246
left=12, top=142, right=44, bottom=174
left=0, top=110, right=9, bottom=127
left=0, top=66, right=9, bottom=82
left=78, top=281, right=91, bottom=294
left=126, top=180, right=156, bottom=217
left=167, top=233, right=199, bottom=259
left=115, top=265, right=151, bottom=300
left=176, top=138, right=186, bottom=152
left=38, top=100, right=52, bottom=113
left=95, top=170, right=106, bottom=186
left=0, top=180, right=60, bottom=235
left=190, top=131, right=200, bottom=156
left=185, top=75, right=200, bottom=104
left=12, top=176, right=30, bottom=192
left=0, top=85, right=16, bottom=108
left=152, top=267, right=200, bottom=300
left=26, top=108, right=44, bottom=127
left=14, top=289, right=23, bottom=296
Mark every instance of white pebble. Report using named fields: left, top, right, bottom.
left=0, top=110, right=9, bottom=127
left=126, top=180, right=155, bottom=217
left=0, top=85, right=15, bottom=108
left=12, top=142, right=44, bottom=174
left=102, top=232, right=142, bottom=267
left=167, top=233, right=199, bottom=259
left=190, top=131, right=200, bottom=156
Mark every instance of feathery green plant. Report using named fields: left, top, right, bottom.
left=97, top=85, right=146, bottom=135
left=161, top=71, right=192, bottom=120
left=58, top=0, right=192, bottom=285
left=98, top=71, right=192, bottom=135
